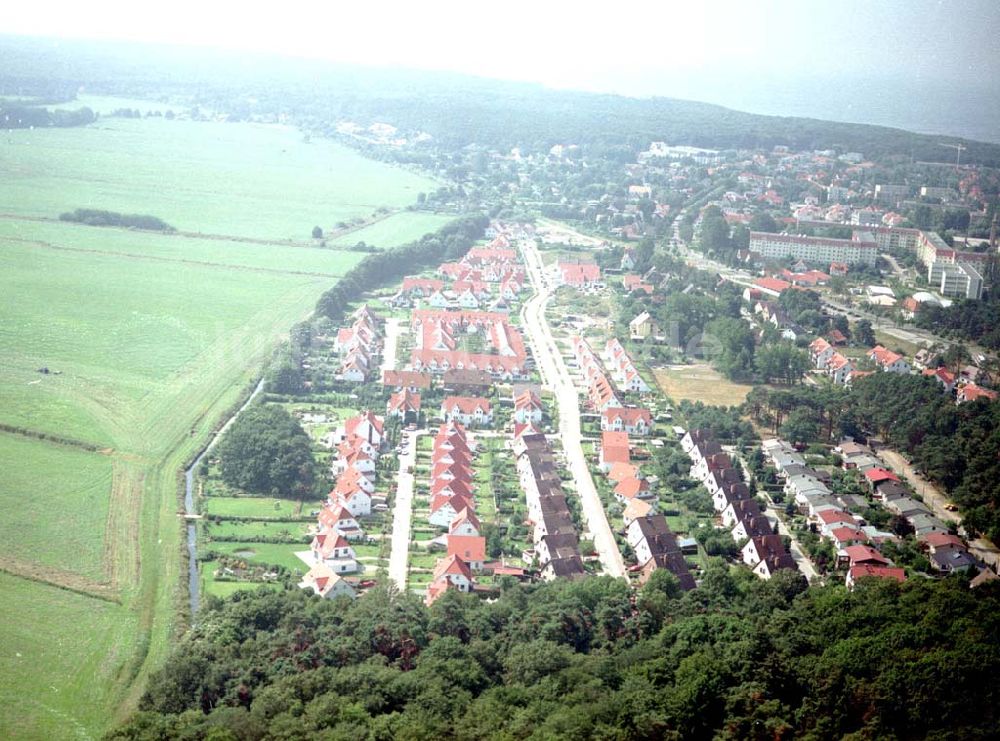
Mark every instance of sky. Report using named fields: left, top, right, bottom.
left=3, top=0, right=1000, bottom=139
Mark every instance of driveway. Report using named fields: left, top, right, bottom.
left=520, top=239, right=626, bottom=578
left=380, top=317, right=402, bottom=374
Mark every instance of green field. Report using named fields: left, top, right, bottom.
left=0, top=118, right=437, bottom=240
left=0, top=109, right=443, bottom=738
left=329, top=211, right=454, bottom=248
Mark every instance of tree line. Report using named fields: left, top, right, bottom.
left=0, top=103, right=95, bottom=129
left=59, top=208, right=176, bottom=232
left=109, top=568, right=1000, bottom=740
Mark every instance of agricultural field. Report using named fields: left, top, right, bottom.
left=329, top=211, right=454, bottom=249
left=654, top=364, right=754, bottom=407
left=0, top=108, right=442, bottom=738
left=0, top=117, right=438, bottom=240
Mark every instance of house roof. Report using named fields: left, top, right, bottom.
left=432, top=554, right=474, bottom=581
left=817, top=509, right=856, bottom=526
left=864, top=468, right=900, bottom=484
left=919, top=532, right=966, bottom=550
left=450, top=507, right=481, bottom=533
left=843, top=544, right=889, bottom=566
left=600, top=431, right=631, bottom=464
left=602, top=406, right=653, bottom=426
left=849, top=564, right=906, bottom=584
left=447, top=535, right=487, bottom=563
left=442, top=396, right=492, bottom=414
left=614, top=476, right=650, bottom=500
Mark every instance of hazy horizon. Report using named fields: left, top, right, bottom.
left=2, top=0, right=999, bottom=143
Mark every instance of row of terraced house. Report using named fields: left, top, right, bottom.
left=299, top=411, right=388, bottom=600
left=682, top=430, right=798, bottom=579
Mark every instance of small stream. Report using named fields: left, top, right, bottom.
left=183, top=378, right=266, bottom=618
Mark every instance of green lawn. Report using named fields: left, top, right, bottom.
left=0, top=110, right=442, bottom=739
left=205, top=520, right=311, bottom=541
left=209, top=542, right=311, bottom=575
left=202, top=495, right=312, bottom=520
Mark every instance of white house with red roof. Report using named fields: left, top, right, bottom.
left=957, top=382, right=998, bottom=404
left=299, top=562, right=356, bottom=600
left=310, top=530, right=358, bottom=574
left=599, top=431, right=631, bottom=472
left=868, top=345, right=911, bottom=374
left=449, top=508, right=481, bottom=537
left=601, top=406, right=652, bottom=435
left=921, top=367, right=956, bottom=393
left=387, top=389, right=421, bottom=422
left=440, top=396, right=493, bottom=427
left=513, top=389, right=544, bottom=425
left=556, top=262, right=602, bottom=289
left=317, top=503, right=363, bottom=540
left=425, top=554, right=475, bottom=605
left=809, top=337, right=836, bottom=369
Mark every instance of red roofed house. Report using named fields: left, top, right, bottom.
left=957, top=383, right=998, bottom=404
left=829, top=526, right=868, bottom=549
left=382, top=369, right=432, bottom=391
left=447, top=535, right=487, bottom=571
left=868, top=345, right=911, bottom=374
left=387, top=389, right=421, bottom=422
left=841, top=544, right=890, bottom=568
left=425, top=554, right=475, bottom=605
left=402, top=276, right=445, bottom=297
left=601, top=406, right=653, bottom=435
left=513, top=389, right=544, bottom=425
left=440, top=396, right=493, bottom=427
left=341, top=411, right=384, bottom=449
left=815, top=509, right=857, bottom=536
left=558, top=262, right=602, bottom=289
left=599, top=430, right=631, bottom=472
left=300, top=562, right=357, bottom=600
left=310, top=530, right=358, bottom=573
left=613, top=476, right=653, bottom=503
left=846, top=564, right=906, bottom=589
left=449, top=508, right=481, bottom=537
left=864, top=468, right=900, bottom=491
left=922, top=367, right=956, bottom=393
left=753, top=277, right=792, bottom=296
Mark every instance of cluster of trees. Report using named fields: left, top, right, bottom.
left=0, top=103, right=95, bottom=128
left=745, top=373, right=1000, bottom=542
left=111, top=570, right=1000, bottom=740
left=315, top=215, right=488, bottom=321
left=215, top=404, right=316, bottom=499
left=59, top=208, right=175, bottom=232
left=916, top=296, right=1000, bottom=350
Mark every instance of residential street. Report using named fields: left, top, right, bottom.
left=380, top=317, right=402, bottom=374
left=387, top=429, right=420, bottom=591
left=520, top=240, right=627, bottom=578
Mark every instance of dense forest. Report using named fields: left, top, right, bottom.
left=0, top=102, right=95, bottom=128
left=746, top=373, right=1000, bottom=543
left=915, top=296, right=1000, bottom=350
left=3, top=36, right=1000, bottom=166
left=110, top=572, right=1000, bottom=740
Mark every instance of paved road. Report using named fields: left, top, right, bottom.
left=380, top=317, right=402, bottom=374
left=878, top=448, right=999, bottom=572
left=520, top=239, right=627, bottom=578
left=387, top=429, right=420, bottom=591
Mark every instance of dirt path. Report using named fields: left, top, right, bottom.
left=878, top=448, right=1000, bottom=570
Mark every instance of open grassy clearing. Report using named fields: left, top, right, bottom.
left=0, top=118, right=437, bottom=240
left=0, top=112, right=443, bottom=739
left=653, top=364, right=753, bottom=407
left=329, top=211, right=454, bottom=248
left=0, top=434, right=113, bottom=581
left=202, top=496, right=310, bottom=520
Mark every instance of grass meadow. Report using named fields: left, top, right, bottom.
left=654, top=364, right=754, bottom=407
left=329, top=211, right=454, bottom=249
left=0, top=118, right=438, bottom=240
left=0, top=110, right=444, bottom=738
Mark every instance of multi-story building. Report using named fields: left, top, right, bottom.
left=749, top=231, right=878, bottom=266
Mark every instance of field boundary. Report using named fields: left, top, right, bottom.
left=3, top=234, right=351, bottom=279
left=0, top=424, right=112, bottom=454
left=0, top=556, right=121, bottom=604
